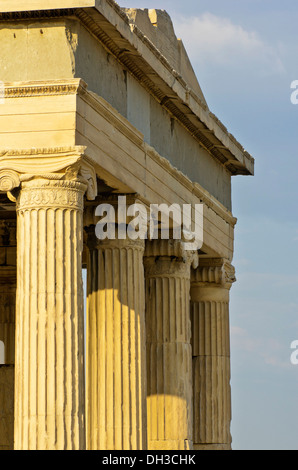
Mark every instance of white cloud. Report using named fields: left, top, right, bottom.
left=231, top=326, right=261, bottom=354
left=231, top=325, right=292, bottom=370
left=174, top=13, right=285, bottom=76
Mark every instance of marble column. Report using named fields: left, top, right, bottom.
left=144, top=240, right=197, bottom=450
left=14, top=177, right=87, bottom=450
left=85, top=226, right=147, bottom=450
left=191, top=259, right=235, bottom=450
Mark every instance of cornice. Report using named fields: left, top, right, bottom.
left=0, top=3, right=254, bottom=175
left=74, top=5, right=254, bottom=176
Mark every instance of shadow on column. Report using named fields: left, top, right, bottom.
left=0, top=214, right=16, bottom=451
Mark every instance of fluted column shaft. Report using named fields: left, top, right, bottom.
left=145, top=241, right=195, bottom=450
left=14, top=178, right=87, bottom=450
left=191, top=260, right=235, bottom=450
left=86, top=233, right=147, bottom=450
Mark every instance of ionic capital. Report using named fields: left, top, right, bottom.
left=0, top=146, right=97, bottom=202
left=144, top=239, right=198, bottom=281
left=192, top=258, right=236, bottom=289
left=17, top=179, right=88, bottom=212
left=84, top=193, right=147, bottom=251
left=85, top=225, right=145, bottom=252
left=145, top=239, right=199, bottom=268
left=144, top=257, right=191, bottom=279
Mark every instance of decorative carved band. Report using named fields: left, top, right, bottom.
left=192, top=259, right=236, bottom=288
left=86, top=228, right=145, bottom=252
left=0, top=9, right=77, bottom=21
left=145, top=239, right=199, bottom=269
left=17, top=179, right=87, bottom=212
left=2, top=80, right=85, bottom=100
left=0, top=146, right=85, bottom=159
left=144, top=256, right=192, bottom=279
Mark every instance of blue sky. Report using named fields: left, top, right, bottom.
left=119, top=0, right=298, bottom=450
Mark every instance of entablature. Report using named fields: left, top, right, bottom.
left=0, top=0, right=254, bottom=177
left=0, top=78, right=236, bottom=260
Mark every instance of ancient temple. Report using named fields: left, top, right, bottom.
left=0, top=1, right=254, bottom=450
